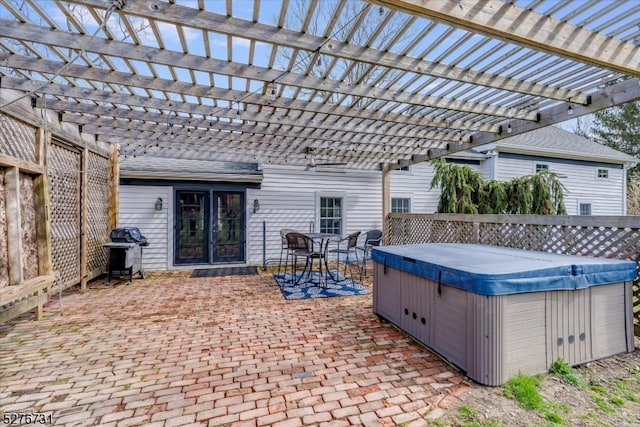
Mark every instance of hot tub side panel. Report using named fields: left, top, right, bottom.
left=546, top=288, right=592, bottom=367
left=401, top=272, right=434, bottom=347
left=433, top=285, right=468, bottom=371
left=373, top=262, right=402, bottom=326
left=591, top=282, right=634, bottom=359
left=503, top=293, right=548, bottom=381
left=465, top=294, right=506, bottom=386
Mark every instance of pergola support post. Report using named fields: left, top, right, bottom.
left=381, top=164, right=391, bottom=245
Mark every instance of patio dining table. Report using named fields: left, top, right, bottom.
left=304, top=232, right=339, bottom=285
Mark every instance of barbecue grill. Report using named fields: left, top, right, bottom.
left=103, top=227, right=148, bottom=285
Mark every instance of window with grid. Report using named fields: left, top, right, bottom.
left=391, top=198, right=410, bottom=213
left=535, top=163, right=549, bottom=173
left=319, top=197, right=342, bottom=235
left=597, top=169, right=609, bottom=179
left=579, top=203, right=592, bottom=216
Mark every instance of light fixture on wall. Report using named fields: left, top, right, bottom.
left=155, top=197, right=163, bottom=211
left=253, top=199, right=260, bottom=213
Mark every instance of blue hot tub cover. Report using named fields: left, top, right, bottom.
left=372, top=243, right=638, bottom=296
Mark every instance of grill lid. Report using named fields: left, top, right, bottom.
left=110, top=227, right=148, bottom=245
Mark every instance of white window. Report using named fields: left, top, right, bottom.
left=391, top=198, right=411, bottom=213
left=535, top=163, right=549, bottom=173
left=319, top=197, right=342, bottom=235
left=398, top=165, right=410, bottom=172
left=579, top=203, right=592, bottom=216
left=597, top=168, right=609, bottom=179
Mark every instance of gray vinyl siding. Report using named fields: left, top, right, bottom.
left=496, top=155, right=626, bottom=215
left=246, top=165, right=383, bottom=266
left=118, top=185, right=172, bottom=272
left=478, top=155, right=496, bottom=180
left=389, top=162, right=439, bottom=214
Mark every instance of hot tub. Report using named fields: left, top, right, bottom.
left=372, top=243, right=637, bottom=386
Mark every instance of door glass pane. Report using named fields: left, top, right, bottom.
left=215, top=192, right=243, bottom=261
left=177, top=192, right=207, bottom=263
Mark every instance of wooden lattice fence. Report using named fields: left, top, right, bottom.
left=86, top=152, right=110, bottom=276
left=49, top=141, right=82, bottom=288
left=1, top=101, right=114, bottom=321
left=387, top=213, right=640, bottom=334
left=47, top=139, right=112, bottom=291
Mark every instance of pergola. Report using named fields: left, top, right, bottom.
left=0, top=0, right=639, bottom=171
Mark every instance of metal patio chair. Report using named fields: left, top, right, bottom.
left=285, top=231, right=324, bottom=285
left=356, top=229, right=383, bottom=278
left=328, top=231, right=361, bottom=282
left=278, top=228, right=297, bottom=275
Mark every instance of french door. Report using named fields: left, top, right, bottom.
left=175, top=190, right=245, bottom=264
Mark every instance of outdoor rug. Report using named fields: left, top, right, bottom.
left=272, top=271, right=370, bottom=300
left=191, top=266, right=258, bottom=278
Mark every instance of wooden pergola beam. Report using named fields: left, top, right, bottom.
left=73, top=0, right=589, bottom=103
left=376, top=0, right=640, bottom=78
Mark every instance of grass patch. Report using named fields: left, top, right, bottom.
left=550, top=359, right=586, bottom=388
left=427, top=405, right=507, bottom=427
left=504, top=373, right=544, bottom=410
left=610, top=396, right=625, bottom=406
left=544, top=411, right=565, bottom=424
left=503, top=372, right=570, bottom=424
left=458, top=405, right=478, bottom=421
left=593, top=395, right=616, bottom=413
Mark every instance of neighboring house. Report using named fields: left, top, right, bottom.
left=117, top=126, right=636, bottom=271
left=475, top=126, right=637, bottom=216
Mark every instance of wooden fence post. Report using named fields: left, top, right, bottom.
left=108, top=144, right=119, bottom=232
left=5, top=167, right=23, bottom=286
left=80, top=148, right=88, bottom=292
left=34, top=128, right=53, bottom=277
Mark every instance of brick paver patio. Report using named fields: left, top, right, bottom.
left=0, top=269, right=469, bottom=426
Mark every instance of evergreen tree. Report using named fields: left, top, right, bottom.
left=431, top=159, right=566, bottom=215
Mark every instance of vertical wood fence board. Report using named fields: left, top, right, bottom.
left=19, top=172, right=38, bottom=280
left=81, top=149, right=88, bottom=292
left=108, top=144, right=119, bottom=232
left=0, top=168, right=8, bottom=288
left=34, top=173, right=53, bottom=276
left=5, top=167, right=23, bottom=285
left=34, top=129, right=53, bottom=276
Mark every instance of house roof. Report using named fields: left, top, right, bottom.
left=119, top=157, right=263, bottom=183
left=490, top=126, right=638, bottom=165
left=0, top=0, right=638, bottom=170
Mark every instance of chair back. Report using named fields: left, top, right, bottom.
left=364, top=229, right=383, bottom=246
left=285, top=231, right=312, bottom=251
left=346, top=231, right=361, bottom=249
left=280, top=228, right=296, bottom=247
